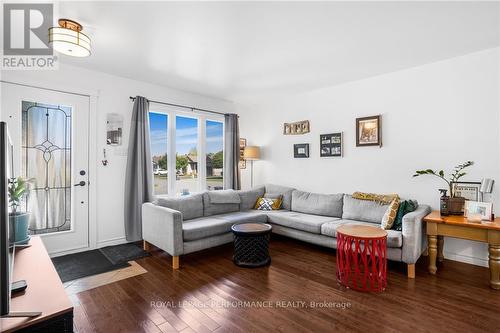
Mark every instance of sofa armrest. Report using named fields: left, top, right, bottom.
left=401, top=204, right=431, bottom=264
left=142, top=203, right=184, bottom=256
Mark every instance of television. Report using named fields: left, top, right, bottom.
left=0, top=121, right=14, bottom=316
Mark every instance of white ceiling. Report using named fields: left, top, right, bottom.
left=58, top=1, right=500, bottom=103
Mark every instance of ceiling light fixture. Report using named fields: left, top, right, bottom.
left=49, top=19, right=91, bottom=57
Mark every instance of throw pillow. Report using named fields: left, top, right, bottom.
left=381, top=196, right=400, bottom=229
left=352, top=192, right=399, bottom=205
left=392, top=200, right=419, bottom=231
left=254, top=196, right=282, bottom=210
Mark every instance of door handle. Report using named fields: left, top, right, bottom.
left=74, top=181, right=86, bottom=187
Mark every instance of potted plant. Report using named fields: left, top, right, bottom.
left=413, top=161, right=474, bottom=215
left=8, top=177, right=32, bottom=244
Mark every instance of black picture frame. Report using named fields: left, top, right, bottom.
left=356, top=115, right=381, bottom=147
left=320, top=132, right=342, bottom=157
left=451, top=181, right=481, bottom=201
left=294, top=143, right=309, bottom=158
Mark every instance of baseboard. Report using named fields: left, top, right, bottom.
left=97, top=236, right=129, bottom=248
left=443, top=251, right=488, bottom=268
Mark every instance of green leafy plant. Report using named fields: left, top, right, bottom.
left=8, top=177, right=32, bottom=215
left=413, top=161, right=474, bottom=197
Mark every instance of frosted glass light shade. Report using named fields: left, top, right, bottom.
left=49, top=19, right=91, bottom=57
left=244, top=146, right=260, bottom=160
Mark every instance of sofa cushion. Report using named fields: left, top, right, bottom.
left=267, top=211, right=339, bottom=234
left=238, top=186, right=265, bottom=211
left=265, top=184, right=295, bottom=210
left=203, top=192, right=240, bottom=216
left=215, top=211, right=268, bottom=225
left=291, top=190, right=343, bottom=217
left=154, top=193, right=204, bottom=221
left=321, top=219, right=403, bottom=248
left=342, top=195, right=389, bottom=223
left=182, top=217, right=235, bottom=241
left=207, top=190, right=241, bottom=204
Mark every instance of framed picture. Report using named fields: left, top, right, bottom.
left=284, top=120, right=310, bottom=135
left=294, top=143, right=309, bottom=158
left=239, top=138, right=246, bottom=169
left=452, top=181, right=481, bottom=201
left=465, top=201, right=493, bottom=221
left=356, top=115, right=381, bottom=147
left=320, top=132, right=343, bottom=157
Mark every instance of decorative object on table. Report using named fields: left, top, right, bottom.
left=231, top=223, right=272, bottom=268
left=479, top=178, right=495, bottom=202
left=465, top=201, right=493, bottom=221
left=356, top=115, right=381, bottom=147
left=320, top=132, right=343, bottom=157
left=451, top=181, right=481, bottom=201
left=239, top=138, right=247, bottom=169
left=181, top=188, right=190, bottom=196
left=293, top=143, right=309, bottom=158
left=336, top=225, right=387, bottom=292
left=283, top=120, right=310, bottom=135
left=243, top=146, right=260, bottom=188
left=439, top=189, right=450, bottom=216
left=413, top=161, right=474, bottom=215
left=106, top=113, right=123, bottom=146
left=8, top=177, right=33, bottom=244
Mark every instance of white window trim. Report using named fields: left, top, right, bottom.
left=150, top=105, right=224, bottom=196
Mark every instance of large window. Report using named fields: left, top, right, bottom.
left=149, top=109, right=224, bottom=195
left=149, top=112, right=168, bottom=195
left=206, top=120, right=223, bottom=190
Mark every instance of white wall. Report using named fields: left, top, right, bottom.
left=238, top=48, right=500, bottom=267
left=1, top=63, right=233, bottom=250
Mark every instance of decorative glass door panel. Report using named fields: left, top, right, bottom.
left=2, top=82, right=90, bottom=255
left=22, top=101, right=72, bottom=234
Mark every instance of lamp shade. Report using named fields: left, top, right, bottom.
left=49, top=19, right=91, bottom=57
left=243, top=146, right=260, bottom=160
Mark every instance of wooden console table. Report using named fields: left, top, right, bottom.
left=424, top=211, right=500, bottom=289
left=0, top=236, right=73, bottom=332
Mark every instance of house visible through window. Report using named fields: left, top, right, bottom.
left=149, top=109, right=224, bottom=195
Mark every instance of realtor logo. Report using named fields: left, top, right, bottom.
left=2, top=3, right=57, bottom=69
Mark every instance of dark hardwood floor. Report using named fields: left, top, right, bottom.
left=72, top=236, right=500, bottom=333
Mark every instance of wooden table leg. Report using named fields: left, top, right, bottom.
left=437, top=236, right=444, bottom=263
left=489, top=244, right=500, bottom=290
left=428, top=235, right=438, bottom=274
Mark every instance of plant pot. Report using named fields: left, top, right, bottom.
left=9, top=212, right=31, bottom=244
left=449, top=197, right=466, bottom=215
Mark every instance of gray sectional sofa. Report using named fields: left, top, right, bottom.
left=142, top=184, right=430, bottom=277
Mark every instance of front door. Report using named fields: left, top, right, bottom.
left=1, top=82, right=90, bottom=255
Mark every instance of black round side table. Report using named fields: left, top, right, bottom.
left=231, top=223, right=272, bottom=268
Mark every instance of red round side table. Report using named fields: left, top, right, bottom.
left=336, top=225, right=388, bottom=292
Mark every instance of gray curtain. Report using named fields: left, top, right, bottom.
left=124, top=96, right=153, bottom=241
left=223, top=113, right=241, bottom=190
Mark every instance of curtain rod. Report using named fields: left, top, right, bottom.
left=129, top=96, right=229, bottom=117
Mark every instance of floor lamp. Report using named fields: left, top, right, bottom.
left=243, top=146, right=260, bottom=188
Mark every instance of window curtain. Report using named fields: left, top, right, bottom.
left=124, top=96, right=153, bottom=241
left=223, top=113, right=241, bottom=190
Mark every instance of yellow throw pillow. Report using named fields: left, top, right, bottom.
left=381, top=197, right=401, bottom=229
left=254, top=196, right=282, bottom=210
left=352, top=192, right=398, bottom=205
